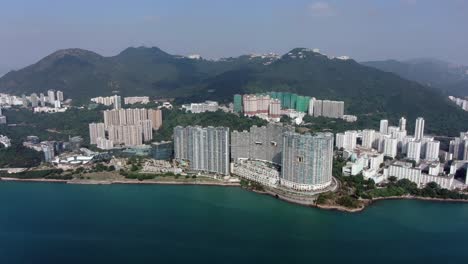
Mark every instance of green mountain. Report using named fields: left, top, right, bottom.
left=1, top=47, right=467, bottom=135
left=196, top=48, right=468, bottom=135
left=362, top=58, right=468, bottom=96
left=0, top=47, right=268, bottom=102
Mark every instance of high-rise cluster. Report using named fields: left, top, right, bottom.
left=338, top=117, right=440, bottom=163
left=103, top=108, right=162, bottom=130
left=174, top=124, right=335, bottom=191
left=90, top=95, right=121, bottom=109
left=0, top=90, right=64, bottom=108
left=174, top=126, right=230, bottom=175
left=89, top=108, right=162, bottom=149
left=234, top=92, right=344, bottom=120
left=241, top=94, right=280, bottom=120
left=309, top=98, right=344, bottom=118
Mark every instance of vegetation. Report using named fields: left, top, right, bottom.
left=0, top=107, right=102, bottom=145
left=368, top=179, right=468, bottom=200
left=153, top=109, right=267, bottom=141
left=119, top=170, right=178, bottom=181
left=86, top=163, right=115, bottom=173
left=0, top=144, right=43, bottom=168
left=240, top=179, right=265, bottom=192
left=302, top=114, right=388, bottom=135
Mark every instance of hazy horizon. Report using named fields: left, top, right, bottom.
left=1, top=0, right=467, bottom=71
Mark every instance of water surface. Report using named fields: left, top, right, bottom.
left=0, top=181, right=467, bottom=263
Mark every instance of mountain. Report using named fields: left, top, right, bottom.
left=0, top=47, right=269, bottom=101
left=0, top=47, right=467, bottom=136
left=195, top=48, right=468, bottom=135
left=362, top=58, right=468, bottom=96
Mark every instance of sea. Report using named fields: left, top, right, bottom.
left=0, top=181, right=467, bottom=264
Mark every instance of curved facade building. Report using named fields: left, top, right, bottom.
left=281, top=132, right=334, bottom=191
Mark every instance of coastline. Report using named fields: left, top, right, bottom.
left=0, top=177, right=241, bottom=187
left=2, top=177, right=468, bottom=212
left=369, top=195, right=468, bottom=204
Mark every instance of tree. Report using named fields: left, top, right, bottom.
left=426, top=182, right=440, bottom=190
left=388, top=176, right=398, bottom=184
left=366, top=179, right=376, bottom=190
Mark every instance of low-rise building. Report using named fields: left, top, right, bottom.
left=182, top=101, right=219, bottom=113
left=124, top=96, right=150, bottom=105
left=0, top=135, right=11, bottom=148
left=232, top=159, right=280, bottom=188
left=387, top=161, right=454, bottom=189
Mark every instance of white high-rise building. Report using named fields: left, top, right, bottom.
left=425, top=140, right=440, bottom=161
left=344, top=131, right=357, bottom=151
left=335, top=131, right=357, bottom=151
left=414, top=117, right=425, bottom=140
left=361, top=129, right=375, bottom=149
left=30, top=93, right=39, bottom=107
left=47, top=90, right=55, bottom=104
left=420, top=136, right=434, bottom=159
left=371, top=132, right=382, bottom=150
left=379, top=120, right=389, bottom=134
left=308, top=97, right=315, bottom=116
left=399, top=117, right=407, bottom=131
left=313, top=99, right=323, bottom=117
left=388, top=126, right=400, bottom=136
left=56, top=91, right=64, bottom=102
left=96, top=137, right=114, bottom=150
left=114, top=95, right=122, bottom=110
left=321, top=100, right=344, bottom=118
left=39, top=93, right=46, bottom=106
left=407, top=141, right=422, bottom=163
left=376, top=133, right=389, bottom=153
left=449, top=132, right=468, bottom=160
left=383, top=137, right=398, bottom=158
left=335, top=133, right=344, bottom=150
left=402, top=136, right=414, bottom=154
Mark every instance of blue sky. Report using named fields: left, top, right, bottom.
left=1, top=0, right=467, bottom=72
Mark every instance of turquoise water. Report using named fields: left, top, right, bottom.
left=1, top=182, right=468, bottom=263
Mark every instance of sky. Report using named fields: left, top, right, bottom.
left=1, top=0, right=467, bottom=74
